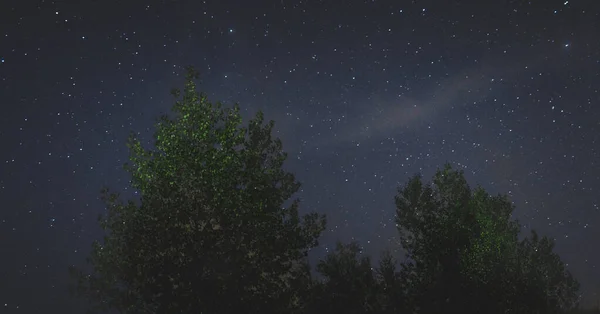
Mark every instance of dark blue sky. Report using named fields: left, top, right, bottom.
left=1, top=0, right=599, bottom=312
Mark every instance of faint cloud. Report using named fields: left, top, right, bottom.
left=308, top=55, right=541, bottom=150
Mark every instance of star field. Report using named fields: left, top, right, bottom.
left=1, top=0, right=600, bottom=312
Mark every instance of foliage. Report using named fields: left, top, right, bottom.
left=70, top=66, right=583, bottom=314
left=306, top=242, right=407, bottom=314
left=69, top=66, right=326, bottom=314
left=308, top=241, right=379, bottom=313
left=394, top=163, right=580, bottom=314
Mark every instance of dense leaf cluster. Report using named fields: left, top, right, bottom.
left=70, top=67, right=582, bottom=314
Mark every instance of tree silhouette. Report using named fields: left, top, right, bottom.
left=373, top=250, right=408, bottom=314
left=69, top=66, right=326, bottom=314
left=305, top=242, right=409, bottom=314
left=309, top=241, right=379, bottom=313
left=69, top=67, right=583, bottom=314
left=394, top=164, right=580, bottom=314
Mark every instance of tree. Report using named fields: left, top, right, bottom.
left=69, top=66, right=326, bottom=314
left=372, top=250, right=408, bottom=314
left=394, top=163, right=580, bottom=314
left=305, top=242, right=408, bottom=314
left=308, top=241, right=379, bottom=314
left=509, top=230, right=581, bottom=313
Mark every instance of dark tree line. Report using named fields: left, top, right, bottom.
left=70, top=67, right=585, bottom=314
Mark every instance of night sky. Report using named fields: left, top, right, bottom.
left=1, top=0, right=599, bottom=312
